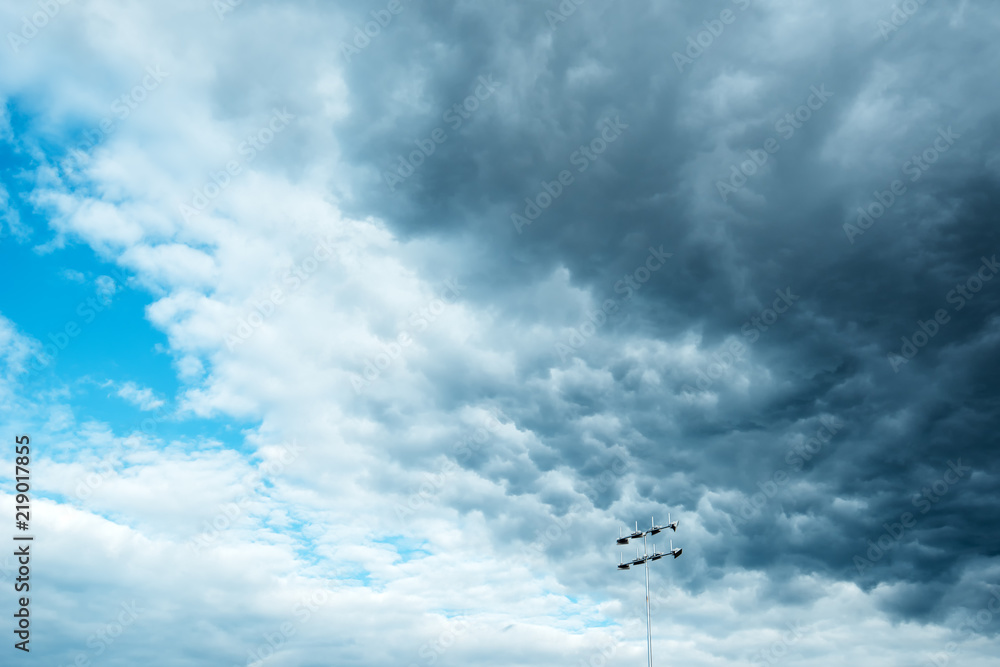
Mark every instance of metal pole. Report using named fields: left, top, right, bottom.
left=616, top=517, right=680, bottom=667
left=644, top=532, right=652, bottom=667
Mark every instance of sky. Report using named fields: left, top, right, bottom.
left=1, top=0, right=999, bottom=665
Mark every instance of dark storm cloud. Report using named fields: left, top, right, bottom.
left=329, top=0, right=1000, bottom=625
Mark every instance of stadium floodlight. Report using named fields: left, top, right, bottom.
left=615, top=515, right=682, bottom=667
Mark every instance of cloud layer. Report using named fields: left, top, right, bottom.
left=1, top=0, right=999, bottom=665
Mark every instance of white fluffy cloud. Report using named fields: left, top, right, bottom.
left=113, top=381, right=164, bottom=410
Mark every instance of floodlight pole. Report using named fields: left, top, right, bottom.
left=643, top=531, right=652, bottom=667
left=616, top=516, right=681, bottom=667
